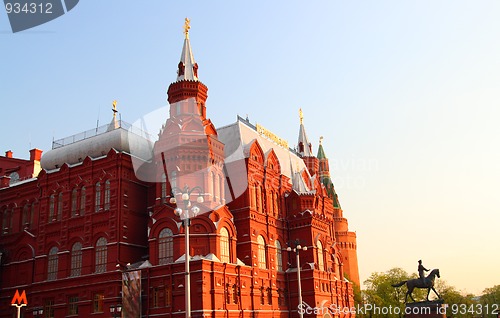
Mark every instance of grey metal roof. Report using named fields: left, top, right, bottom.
left=41, top=119, right=153, bottom=170
left=217, top=118, right=313, bottom=193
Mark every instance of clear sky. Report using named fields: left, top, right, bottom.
left=1, top=1, right=499, bottom=295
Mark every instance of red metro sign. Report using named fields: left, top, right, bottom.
left=11, top=290, right=28, bottom=306
left=11, top=290, right=27, bottom=318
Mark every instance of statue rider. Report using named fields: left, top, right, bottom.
left=418, top=260, right=429, bottom=285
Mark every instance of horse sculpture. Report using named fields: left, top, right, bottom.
left=392, top=269, right=441, bottom=303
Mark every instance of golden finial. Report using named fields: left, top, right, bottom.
left=299, top=108, right=304, bottom=124
left=112, top=100, right=118, bottom=119
left=319, top=136, right=324, bottom=145
left=183, top=18, right=191, bottom=39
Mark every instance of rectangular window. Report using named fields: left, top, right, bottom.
left=152, top=286, right=164, bottom=308
left=93, top=293, right=104, bottom=313
left=80, top=187, right=86, bottom=215
left=232, top=284, right=239, bottom=304
left=278, top=289, right=284, bottom=306
left=226, top=284, right=231, bottom=304
left=68, top=296, right=79, bottom=315
left=104, top=180, right=110, bottom=210
left=71, top=189, right=78, bottom=217
left=49, top=195, right=55, bottom=221
left=22, top=205, right=31, bottom=228
left=57, top=192, right=63, bottom=221
left=44, top=299, right=55, bottom=318
left=165, top=286, right=171, bottom=307
left=95, top=182, right=101, bottom=212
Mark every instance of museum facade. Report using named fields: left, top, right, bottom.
left=0, top=23, right=359, bottom=318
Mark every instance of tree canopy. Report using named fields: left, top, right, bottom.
left=361, top=267, right=498, bottom=318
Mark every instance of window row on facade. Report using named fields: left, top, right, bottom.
left=160, top=171, right=224, bottom=204
left=48, top=180, right=111, bottom=222
left=249, top=184, right=281, bottom=217
left=1, top=202, right=35, bottom=235
left=40, top=291, right=106, bottom=317
left=47, top=237, right=108, bottom=281
left=155, top=227, right=333, bottom=273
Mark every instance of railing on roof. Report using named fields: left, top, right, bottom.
left=52, top=120, right=154, bottom=149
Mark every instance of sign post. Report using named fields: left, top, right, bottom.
left=11, top=289, right=28, bottom=318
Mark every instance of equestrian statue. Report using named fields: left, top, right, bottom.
left=392, top=260, right=441, bottom=303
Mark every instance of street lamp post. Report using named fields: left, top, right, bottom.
left=169, top=185, right=204, bottom=318
left=32, top=307, right=43, bottom=317
left=110, top=304, right=122, bottom=318
left=287, top=240, right=307, bottom=318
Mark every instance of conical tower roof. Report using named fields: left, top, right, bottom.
left=176, top=18, right=199, bottom=82
left=317, top=136, right=326, bottom=159
left=297, top=108, right=313, bottom=157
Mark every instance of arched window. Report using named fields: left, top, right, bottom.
left=257, top=235, right=267, bottom=269
left=48, top=247, right=58, bottom=280
left=95, top=182, right=101, bottom=212
left=95, top=237, right=107, bottom=273
left=57, top=192, right=63, bottom=220
left=219, top=175, right=224, bottom=203
left=275, top=240, right=283, bottom=272
left=2, top=208, right=12, bottom=234
left=80, top=186, right=86, bottom=215
left=273, top=193, right=278, bottom=214
left=161, top=173, right=167, bottom=203
left=70, top=242, right=82, bottom=277
left=71, top=188, right=78, bottom=217
left=268, top=191, right=273, bottom=215
left=250, top=185, right=256, bottom=209
left=170, top=171, right=177, bottom=190
left=317, top=240, right=324, bottom=271
left=257, top=187, right=262, bottom=212
left=49, top=194, right=55, bottom=221
left=22, top=204, right=31, bottom=228
left=158, top=228, right=173, bottom=265
left=211, top=172, right=217, bottom=202
left=220, top=227, right=230, bottom=263
left=333, top=255, right=340, bottom=278
left=104, top=180, right=111, bottom=210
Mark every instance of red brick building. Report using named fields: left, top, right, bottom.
left=0, top=24, right=359, bottom=318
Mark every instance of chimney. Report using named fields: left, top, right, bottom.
left=0, top=176, right=10, bottom=188
left=5, top=150, right=13, bottom=158
left=30, top=148, right=43, bottom=161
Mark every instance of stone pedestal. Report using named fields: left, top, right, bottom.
left=405, top=300, right=447, bottom=318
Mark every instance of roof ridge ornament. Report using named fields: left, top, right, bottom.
left=183, top=17, right=190, bottom=39
left=299, top=108, right=304, bottom=124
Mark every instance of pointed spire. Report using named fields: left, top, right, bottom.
left=177, top=18, right=199, bottom=82
left=316, top=137, right=341, bottom=208
left=107, top=100, right=120, bottom=131
left=317, top=136, right=326, bottom=159
left=297, top=108, right=313, bottom=157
